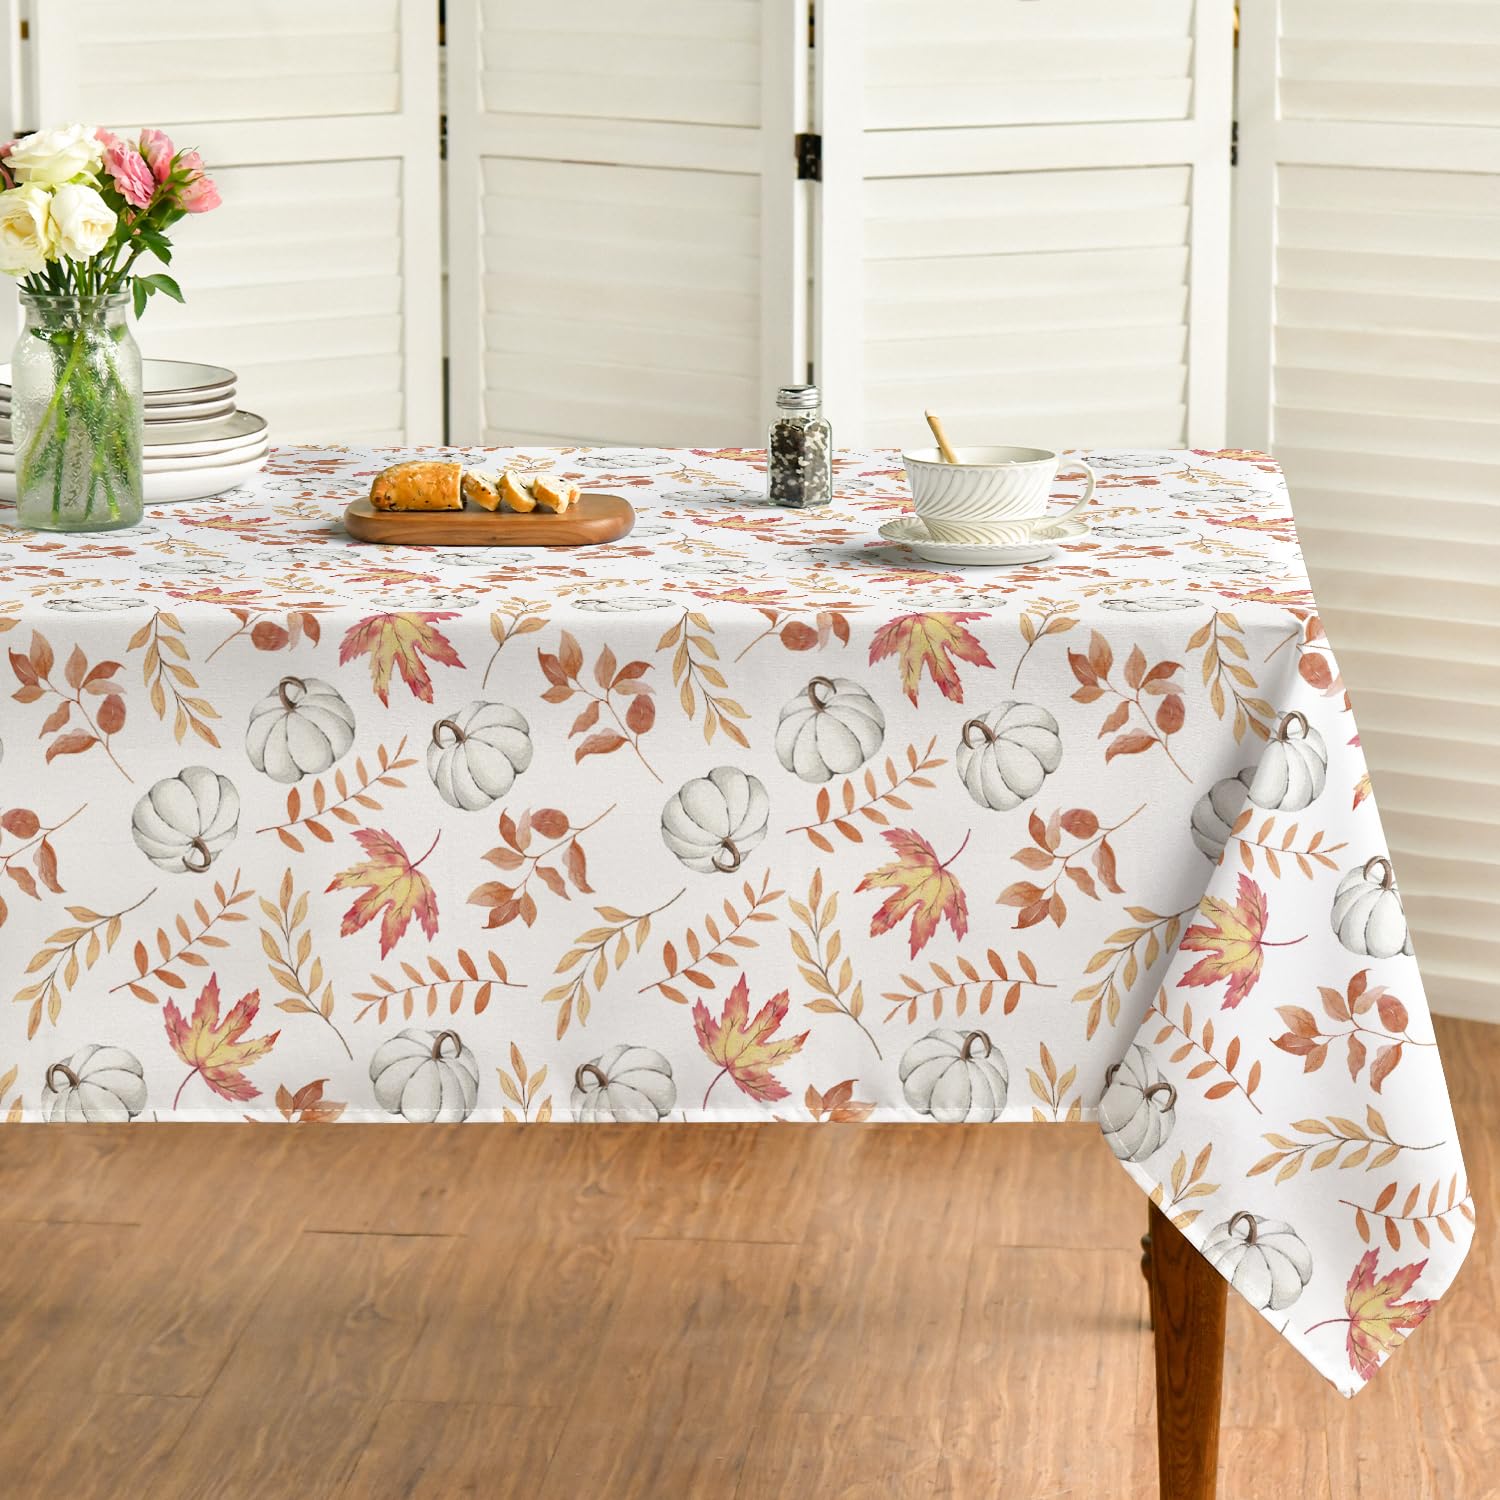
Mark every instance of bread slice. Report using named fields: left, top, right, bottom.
left=532, top=475, right=579, bottom=513
left=499, top=470, right=538, bottom=513
left=461, top=469, right=502, bottom=511
left=370, top=460, right=463, bottom=512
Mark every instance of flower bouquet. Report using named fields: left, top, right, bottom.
left=0, top=125, right=220, bottom=530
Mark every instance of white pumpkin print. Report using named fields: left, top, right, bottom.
left=131, top=766, right=240, bottom=873
left=1081, top=451, right=1184, bottom=473
left=661, top=767, right=770, bottom=873
left=775, top=676, right=886, bottom=783
left=1183, top=557, right=1279, bottom=577
left=42, top=1045, right=147, bottom=1122
left=900, top=1029, right=1009, bottom=1122
left=1248, top=711, right=1328, bottom=813
left=427, top=700, right=533, bottom=811
left=571, top=1046, right=677, bottom=1121
left=370, top=1028, right=480, bottom=1122
left=44, top=594, right=151, bottom=613
left=660, top=485, right=763, bottom=505
left=1191, top=768, right=1255, bottom=861
left=1099, top=595, right=1200, bottom=613
left=1093, top=523, right=1194, bottom=540
left=662, top=558, right=759, bottom=578
left=1332, top=856, right=1414, bottom=958
left=572, top=595, right=676, bottom=613
left=1099, top=1045, right=1177, bottom=1162
left=1168, top=485, right=1269, bottom=504
left=1202, top=1212, right=1313, bottom=1312
left=572, top=449, right=673, bottom=470
left=955, top=702, right=1062, bottom=812
left=245, top=675, right=356, bottom=784
left=433, top=549, right=515, bottom=569
left=142, top=558, right=246, bottom=577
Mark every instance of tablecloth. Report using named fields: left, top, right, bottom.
left=0, top=443, right=1473, bottom=1395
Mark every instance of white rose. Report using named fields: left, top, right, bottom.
left=6, top=124, right=105, bottom=187
left=0, top=184, right=58, bottom=275
left=51, top=182, right=116, bottom=262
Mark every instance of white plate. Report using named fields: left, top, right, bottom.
left=3, top=415, right=261, bottom=450
left=140, top=359, right=237, bottom=399
left=0, top=402, right=237, bottom=420
left=0, top=441, right=267, bottom=475
left=147, top=395, right=238, bottom=422
left=0, top=357, right=236, bottom=401
left=144, top=442, right=268, bottom=473
left=143, top=410, right=265, bottom=454
left=145, top=449, right=269, bottom=502
left=1, top=410, right=264, bottom=457
left=0, top=449, right=268, bottom=505
left=0, top=396, right=238, bottom=424
left=878, top=515, right=1087, bottom=566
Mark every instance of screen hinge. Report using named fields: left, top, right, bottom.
left=795, top=132, right=822, bottom=182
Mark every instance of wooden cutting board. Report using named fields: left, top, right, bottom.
left=343, top=491, right=635, bottom=546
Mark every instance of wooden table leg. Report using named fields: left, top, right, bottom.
left=1148, top=1200, right=1227, bottom=1500
left=1141, top=1210, right=1155, bottom=1330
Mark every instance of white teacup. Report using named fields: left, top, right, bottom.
left=902, top=446, right=1096, bottom=544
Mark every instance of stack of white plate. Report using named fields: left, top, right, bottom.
left=0, top=359, right=269, bottom=505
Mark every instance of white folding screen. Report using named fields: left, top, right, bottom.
left=27, top=0, right=442, bottom=442
left=1231, top=0, right=1500, bottom=1021
left=0, top=2, right=21, bottom=342
left=445, top=0, right=807, bottom=447
left=815, top=0, right=1234, bottom=451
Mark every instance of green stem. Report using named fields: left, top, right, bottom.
left=22, top=332, right=87, bottom=497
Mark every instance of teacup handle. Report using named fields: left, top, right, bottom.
left=1050, top=462, right=1096, bottom=523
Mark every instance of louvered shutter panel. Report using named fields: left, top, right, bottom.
left=0, top=7, right=22, bottom=344
left=446, top=0, right=807, bottom=447
left=815, top=0, right=1233, bottom=451
left=29, top=0, right=442, bottom=442
left=1232, top=0, right=1500, bottom=1020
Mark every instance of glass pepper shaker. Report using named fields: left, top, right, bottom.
left=767, top=383, right=832, bottom=508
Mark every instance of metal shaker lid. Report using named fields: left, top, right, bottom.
left=775, top=384, right=821, bottom=409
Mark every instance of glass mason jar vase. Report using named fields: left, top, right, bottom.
left=12, top=290, right=144, bottom=532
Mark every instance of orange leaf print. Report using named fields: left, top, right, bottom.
left=856, top=828, right=970, bottom=958
left=327, top=828, right=441, bottom=957
left=1177, top=873, right=1303, bottom=1009
left=1310, top=1250, right=1435, bottom=1382
left=693, top=973, right=808, bottom=1108
left=868, top=612, right=993, bottom=705
left=338, top=611, right=463, bottom=705
left=275, top=1078, right=347, bottom=1123
left=164, top=975, right=279, bottom=1108
left=806, top=1079, right=877, bottom=1123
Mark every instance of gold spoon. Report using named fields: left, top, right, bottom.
left=924, top=410, right=959, bottom=464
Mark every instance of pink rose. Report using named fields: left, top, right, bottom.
left=175, top=150, right=220, bottom=213
left=100, top=133, right=156, bottom=209
left=179, top=172, right=221, bottom=213
left=139, top=128, right=175, bottom=183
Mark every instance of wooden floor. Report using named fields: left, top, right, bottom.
left=0, top=1016, right=1494, bottom=1499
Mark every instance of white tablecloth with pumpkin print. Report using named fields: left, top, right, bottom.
left=0, top=444, right=1473, bottom=1395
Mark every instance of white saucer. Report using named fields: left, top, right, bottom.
left=878, top=515, right=1087, bottom=566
